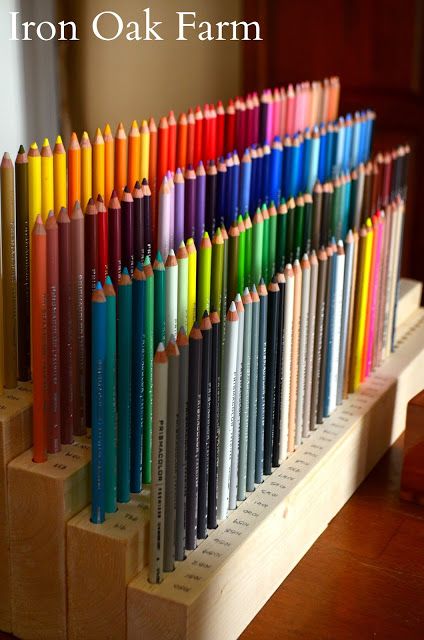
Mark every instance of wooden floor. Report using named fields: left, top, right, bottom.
left=2, top=395, right=423, bottom=640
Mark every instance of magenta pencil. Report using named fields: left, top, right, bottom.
left=246, top=94, right=254, bottom=148
left=366, top=213, right=384, bottom=376
left=273, top=87, right=281, bottom=140
left=280, top=87, right=287, bottom=139
left=252, top=91, right=260, bottom=145
left=266, top=89, right=274, bottom=144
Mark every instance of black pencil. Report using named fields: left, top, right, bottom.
left=263, top=279, right=279, bottom=475
left=185, top=322, right=203, bottom=550
left=207, top=310, right=220, bottom=529
left=309, top=247, right=328, bottom=430
left=272, top=270, right=285, bottom=467
left=205, top=161, right=217, bottom=237
left=175, top=328, right=189, bottom=560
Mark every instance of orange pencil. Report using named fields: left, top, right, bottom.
left=92, top=127, right=105, bottom=201
left=128, top=119, right=140, bottom=190
left=103, top=123, right=114, bottom=205
left=157, top=116, right=169, bottom=187
left=167, top=110, right=177, bottom=173
left=80, top=131, right=92, bottom=210
left=32, top=215, right=47, bottom=463
left=177, top=112, right=188, bottom=170
left=114, top=122, right=127, bottom=198
left=149, top=116, right=158, bottom=224
left=67, top=132, right=81, bottom=211
left=194, top=106, right=203, bottom=166
left=186, top=108, right=195, bottom=167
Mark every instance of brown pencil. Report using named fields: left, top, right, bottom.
left=15, top=146, right=31, bottom=381
left=32, top=216, right=47, bottom=462
left=287, top=259, right=302, bottom=453
left=108, top=190, right=122, bottom=291
left=85, top=198, right=98, bottom=427
left=46, top=211, right=61, bottom=453
left=71, top=201, right=86, bottom=435
left=1, top=152, right=17, bottom=388
left=58, top=207, right=73, bottom=443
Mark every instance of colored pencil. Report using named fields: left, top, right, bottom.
left=68, top=133, right=81, bottom=211
left=164, top=337, right=179, bottom=572
left=108, top=191, right=122, bottom=291
left=175, top=328, right=189, bottom=560
left=15, top=146, right=30, bottom=381
left=92, top=128, right=105, bottom=203
left=186, top=323, right=202, bottom=549
left=197, top=232, right=212, bottom=320
left=41, top=138, right=53, bottom=222
left=133, top=181, right=144, bottom=267
left=114, top=123, right=127, bottom=198
left=104, top=276, right=117, bottom=512
left=91, top=283, right=106, bottom=524
left=1, top=153, right=17, bottom=388
left=153, top=252, right=166, bottom=348
left=165, top=250, right=178, bottom=342
left=198, top=312, right=212, bottom=537
left=45, top=211, right=60, bottom=452
left=229, top=295, right=244, bottom=508
left=186, top=238, right=197, bottom=332
left=32, top=216, right=47, bottom=463
left=104, top=124, right=114, bottom=206
left=53, top=136, right=66, bottom=215
left=279, top=264, right=294, bottom=461
left=71, top=201, right=86, bottom=436
left=295, top=255, right=310, bottom=446
left=143, top=257, right=154, bottom=484
left=131, top=265, right=145, bottom=494
left=84, top=199, right=98, bottom=427
left=263, top=279, right=279, bottom=474
left=117, top=269, right=132, bottom=503
left=80, top=132, right=92, bottom=210
left=128, top=120, right=141, bottom=190
left=122, top=186, right=135, bottom=275
left=255, top=280, right=268, bottom=483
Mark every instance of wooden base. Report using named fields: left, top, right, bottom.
left=127, top=308, right=424, bottom=640
left=400, top=394, right=424, bottom=505
left=67, top=492, right=150, bottom=640
left=0, top=382, right=32, bottom=633
left=8, top=438, right=91, bottom=640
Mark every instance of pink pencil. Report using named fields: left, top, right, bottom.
left=366, top=211, right=384, bottom=375
left=285, top=84, right=295, bottom=136
left=280, top=87, right=287, bottom=139
left=266, top=88, right=274, bottom=144
left=272, top=87, right=281, bottom=140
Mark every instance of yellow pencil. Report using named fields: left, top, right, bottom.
left=41, top=138, right=53, bottom=223
left=28, top=142, right=41, bottom=260
left=53, top=135, right=66, bottom=215
left=92, top=127, right=105, bottom=201
left=128, top=119, right=141, bottom=190
left=350, top=219, right=373, bottom=392
left=104, top=123, right=114, bottom=206
left=186, top=237, right=197, bottom=333
left=140, top=119, right=150, bottom=182
left=80, top=131, right=92, bottom=210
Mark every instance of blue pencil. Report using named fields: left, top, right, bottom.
left=225, top=153, right=234, bottom=227
left=130, top=263, right=146, bottom=493
left=306, top=126, right=321, bottom=193
left=302, top=129, right=312, bottom=192
left=239, top=149, right=252, bottom=215
left=343, top=114, right=353, bottom=172
left=217, top=158, right=227, bottom=226
left=91, top=282, right=107, bottom=524
left=117, top=268, right=133, bottom=503
left=231, top=151, right=240, bottom=221
left=269, top=137, right=283, bottom=205
left=334, top=116, right=346, bottom=174
left=249, top=145, right=259, bottom=212
left=318, top=124, right=327, bottom=183
left=325, top=123, right=335, bottom=181
left=261, top=143, right=271, bottom=204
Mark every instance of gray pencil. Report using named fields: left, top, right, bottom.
left=237, top=289, right=252, bottom=501
left=163, top=337, right=180, bottom=572
left=309, top=248, right=328, bottom=431
left=295, top=254, right=311, bottom=447
left=148, top=343, right=168, bottom=584
left=175, top=328, right=189, bottom=561
left=229, top=294, right=245, bottom=509
left=246, top=286, right=260, bottom=492
left=255, top=280, right=268, bottom=485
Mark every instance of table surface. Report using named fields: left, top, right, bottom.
left=2, top=396, right=423, bottom=640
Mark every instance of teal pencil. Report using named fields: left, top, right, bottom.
left=104, top=276, right=117, bottom=513
left=117, top=268, right=132, bottom=503
left=143, top=257, right=154, bottom=484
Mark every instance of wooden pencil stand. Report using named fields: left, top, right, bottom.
left=67, top=492, right=150, bottom=640
left=127, top=299, right=424, bottom=639
left=8, top=437, right=91, bottom=640
left=0, top=382, right=32, bottom=633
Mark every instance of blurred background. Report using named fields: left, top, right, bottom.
left=1, top=0, right=423, bottom=286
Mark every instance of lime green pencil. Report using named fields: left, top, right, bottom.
left=228, top=221, right=239, bottom=304
left=186, top=238, right=197, bottom=333
left=268, top=201, right=277, bottom=278
left=276, top=199, right=287, bottom=271
left=176, top=241, right=188, bottom=332
left=286, top=196, right=295, bottom=263
left=244, top=212, right=252, bottom=287
left=211, top=227, right=224, bottom=313
left=262, top=203, right=270, bottom=283
left=252, top=208, right=264, bottom=286
left=197, top=231, right=212, bottom=320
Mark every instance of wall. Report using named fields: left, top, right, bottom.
left=63, top=0, right=242, bottom=135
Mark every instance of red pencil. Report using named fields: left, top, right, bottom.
left=216, top=100, right=225, bottom=158
left=225, top=99, right=235, bottom=154
left=46, top=211, right=61, bottom=454
left=208, top=103, right=217, bottom=162
left=246, top=94, right=254, bottom=148
left=167, top=110, right=177, bottom=173
left=252, top=92, right=260, bottom=145
left=194, top=106, right=203, bottom=167
left=85, top=198, right=98, bottom=427
left=202, top=103, right=211, bottom=163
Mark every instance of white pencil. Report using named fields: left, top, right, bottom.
left=217, top=302, right=239, bottom=521
left=337, top=231, right=354, bottom=405
left=327, top=241, right=345, bottom=414
left=295, top=254, right=311, bottom=447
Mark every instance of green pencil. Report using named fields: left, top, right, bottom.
left=220, top=224, right=229, bottom=347
left=104, top=276, right=117, bottom=513
left=294, top=194, right=305, bottom=261
left=268, top=201, right=277, bottom=278
left=237, top=214, right=246, bottom=294
left=117, top=268, right=132, bottom=503
left=244, top=212, right=252, bottom=287
left=252, top=208, right=264, bottom=286
left=153, top=251, right=166, bottom=348
left=197, top=231, right=212, bottom=320
left=330, top=176, right=342, bottom=239
left=143, top=256, right=154, bottom=484
left=227, top=221, right=239, bottom=304
left=276, top=199, right=287, bottom=271
left=286, top=196, right=295, bottom=263
left=262, top=204, right=270, bottom=282
left=211, top=227, right=224, bottom=313
left=302, top=192, right=313, bottom=254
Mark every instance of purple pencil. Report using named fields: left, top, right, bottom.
left=133, top=180, right=144, bottom=266
left=195, top=161, right=206, bottom=246
left=184, top=164, right=196, bottom=240
left=174, top=168, right=185, bottom=248
left=121, top=186, right=134, bottom=276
